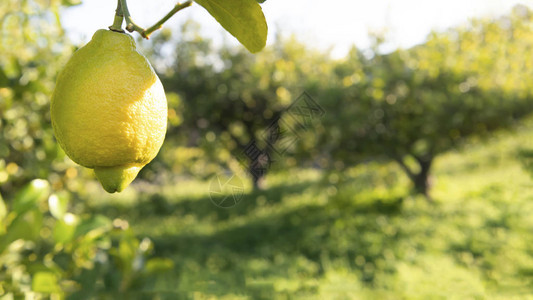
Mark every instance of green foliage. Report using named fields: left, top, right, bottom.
left=143, top=25, right=332, bottom=186
left=0, top=0, right=76, bottom=199
left=0, top=180, right=174, bottom=298
left=315, top=5, right=533, bottom=194
left=4, top=1, right=533, bottom=297
left=0, top=3, right=175, bottom=296
left=61, top=0, right=82, bottom=7
left=144, top=7, right=533, bottom=195
left=194, top=0, right=268, bottom=53
left=80, top=120, right=533, bottom=298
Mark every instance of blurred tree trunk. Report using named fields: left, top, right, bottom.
left=250, top=167, right=264, bottom=190
left=413, top=157, right=433, bottom=199
left=395, top=155, right=434, bottom=200
left=242, top=114, right=282, bottom=191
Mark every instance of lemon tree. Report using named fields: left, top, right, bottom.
left=317, top=6, right=533, bottom=197
left=51, top=0, right=268, bottom=192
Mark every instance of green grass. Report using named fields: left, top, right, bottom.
left=87, top=121, right=533, bottom=299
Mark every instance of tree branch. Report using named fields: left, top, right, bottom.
left=394, top=156, right=415, bottom=181
left=143, top=1, right=193, bottom=38
left=120, top=0, right=145, bottom=35
left=118, top=0, right=193, bottom=39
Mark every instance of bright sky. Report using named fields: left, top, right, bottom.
left=61, top=0, right=533, bottom=58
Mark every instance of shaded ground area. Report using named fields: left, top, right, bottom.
left=88, top=123, right=533, bottom=299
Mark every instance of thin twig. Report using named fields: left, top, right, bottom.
left=142, top=1, right=193, bottom=38
left=119, top=0, right=193, bottom=39
left=120, top=0, right=145, bottom=35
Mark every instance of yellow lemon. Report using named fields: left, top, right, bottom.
left=51, top=29, right=167, bottom=193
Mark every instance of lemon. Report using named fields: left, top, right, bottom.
left=51, top=29, right=167, bottom=193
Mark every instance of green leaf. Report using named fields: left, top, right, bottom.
left=194, top=0, right=268, bottom=53
left=32, top=271, right=61, bottom=293
left=0, top=193, right=6, bottom=235
left=145, top=258, right=174, bottom=275
left=0, top=209, right=43, bottom=252
left=0, top=192, right=6, bottom=221
left=61, top=0, right=82, bottom=7
left=117, top=230, right=139, bottom=274
left=73, top=215, right=112, bottom=239
left=0, top=68, right=8, bottom=87
left=48, top=193, right=69, bottom=219
left=53, top=214, right=79, bottom=244
left=12, top=179, right=50, bottom=215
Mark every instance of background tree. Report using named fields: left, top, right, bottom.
left=0, top=0, right=76, bottom=199
left=318, top=5, right=533, bottom=197
left=153, top=25, right=332, bottom=188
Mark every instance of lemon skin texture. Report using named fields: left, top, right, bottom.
left=51, top=29, right=167, bottom=193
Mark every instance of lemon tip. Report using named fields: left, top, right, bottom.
left=94, top=165, right=143, bottom=193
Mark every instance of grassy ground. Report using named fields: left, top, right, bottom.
left=88, top=121, right=533, bottom=299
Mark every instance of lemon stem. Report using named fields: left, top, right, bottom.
left=117, top=0, right=192, bottom=39
left=109, top=0, right=125, bottom=33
